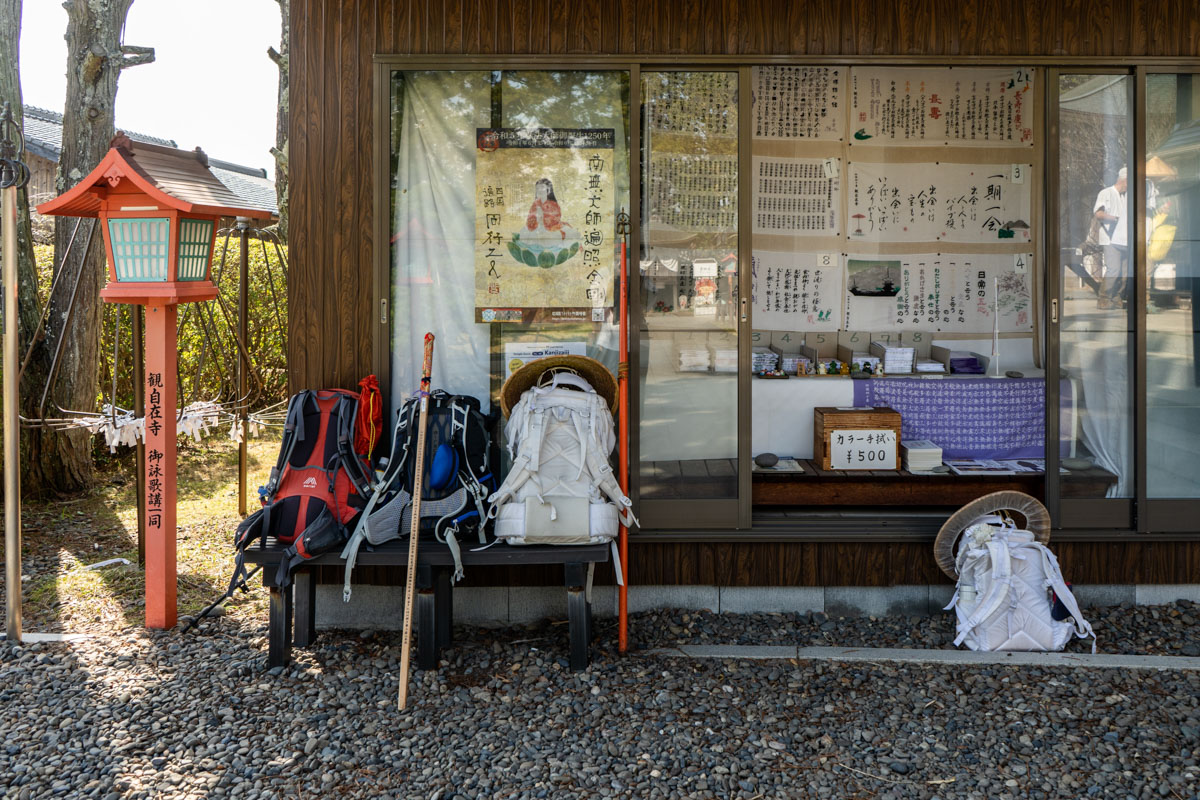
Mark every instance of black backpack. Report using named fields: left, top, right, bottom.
left=339, top=391, right=496, bottom=599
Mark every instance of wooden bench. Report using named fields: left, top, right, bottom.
left=240, top=539, right=610, bottom=672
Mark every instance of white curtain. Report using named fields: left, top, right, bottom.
left=391, top=71, right=493, bottom=413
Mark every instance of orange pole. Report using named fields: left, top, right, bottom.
left=143, top=303, right=178, bottom=629
left=618, top=213, right=630, bottom=653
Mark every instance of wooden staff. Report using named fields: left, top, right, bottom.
left=617, top=211, right=630, bottom=653
left=399, top=332, right=434, bottom=710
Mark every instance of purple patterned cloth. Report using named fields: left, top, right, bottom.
left=852, top=377, right=1072, bottom=459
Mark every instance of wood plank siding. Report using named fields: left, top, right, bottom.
left=289, top=0, right=1200, bottom=587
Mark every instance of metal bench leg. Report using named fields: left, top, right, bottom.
left=434, top=566, right=453, bottom=651
left=267, top=581, right=293, bottom=669
left=565, top=561, right=589, bottom=671
left=416, top=565, right=437, bottom=671
left=293, top=568, right=317, bottom=648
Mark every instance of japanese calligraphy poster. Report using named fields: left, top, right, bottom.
left=646, top=153, right=739, bottom=234
left=849, top=67, right=1035, bottom=146
left=752, top=250, right=843, bottom=332
left=847, top=162, right=1032, bottom=243
left=843, top=253, right=1035, bottom=333
left=474, top=128, right=614, bottom=324
left=752, top=66, right=846, bottom=141
left=752, top=157, right=841, bottom=237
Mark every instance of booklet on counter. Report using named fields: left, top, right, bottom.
left=945, top=458, right=1019, bottom=476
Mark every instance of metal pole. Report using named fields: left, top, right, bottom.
left=3, top=183, right=21, bottom=643
left=236, top=218, right=249, bottom=517
left=2, top=100, right=27, bottom=643
left=133, top=306, right=145, bottom=566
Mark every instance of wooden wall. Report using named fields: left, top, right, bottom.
left=289, top=0, right=1200, bottom=587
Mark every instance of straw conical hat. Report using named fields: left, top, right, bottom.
left=933, top=491, right=1050, bottom=579
left=500, top=355, right=617, bottom=418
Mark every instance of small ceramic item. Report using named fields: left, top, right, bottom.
left=874, top=362, right=885, bottom=376
left=1006, top=370, right=1024, bottom=379
left=816, top=362, right=827, bottom=375
left=755, top=452, right=779, bottom=468
left=930, top=464, right=951, bottom=474
left=1062, top=457, right=1094, bottom=471
left=839, top=362, right=850, bottom=376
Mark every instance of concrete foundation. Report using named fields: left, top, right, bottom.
left=314, top=583, right=1200, bottom=630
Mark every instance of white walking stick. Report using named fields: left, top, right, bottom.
left=398, top=332, right=434, bottom=710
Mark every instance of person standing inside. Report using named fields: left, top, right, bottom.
left=1093, top=166, right=1129, bottom=307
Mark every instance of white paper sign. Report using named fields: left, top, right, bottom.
left=503, top=342, right=587, bottom=379
left=848, top=67, right=1035, bottom=146
left=752, top=250, right=843, bottom=332
left=830, top=429, right=897, bottom=469
left=753, top=157, right=841, bottom=237
left=752, top=66, right=846, bottom=141
left=843, top=253, right=1035, bottom=333
left=847, top=162, right=1032, bottom=243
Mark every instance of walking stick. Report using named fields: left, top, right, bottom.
left=398, top=332, right=434, bottom=710
left=617, top=211, right=630, bottom=654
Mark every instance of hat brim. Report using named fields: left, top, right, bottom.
left=500, top=355, right=617, bottom=418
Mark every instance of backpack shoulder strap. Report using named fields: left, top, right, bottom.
left=1033, top=543, right=1097, bottom=652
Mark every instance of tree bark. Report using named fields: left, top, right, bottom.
left=269, top=0, right=289, bottom=242
left=19, top=0, right=153, bottom=495
left=0, top=0, right=43, bottom=478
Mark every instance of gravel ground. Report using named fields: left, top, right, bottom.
left=629, top=601, right=1200, bottom=657
left=2, top=611, right=1199, bottom=800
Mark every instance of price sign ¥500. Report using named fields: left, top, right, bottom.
left=830, top=429, right=897, bottom=470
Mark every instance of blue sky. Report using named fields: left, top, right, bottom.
left=19, top=0, right=282, bottom=177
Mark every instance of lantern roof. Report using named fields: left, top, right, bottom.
left=37, top=133, right=273, bottom=220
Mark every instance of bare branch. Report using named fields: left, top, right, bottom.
left=267, top=46, right=287, bottom=70
left=119, top=45, right=155, bottom=70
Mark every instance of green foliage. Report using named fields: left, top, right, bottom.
left=94, top=235, right=289, bottom=413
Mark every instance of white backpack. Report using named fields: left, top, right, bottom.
left=486, top=372, right=634, bottom=579
left=945, top=516, right=1096, bottom=653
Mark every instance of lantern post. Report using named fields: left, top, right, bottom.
left=38, top=134, right=271, bottom=628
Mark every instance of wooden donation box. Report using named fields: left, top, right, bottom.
left=813, top=407, right=902, bottom=470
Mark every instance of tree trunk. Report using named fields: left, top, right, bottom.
left=269, top=0, right=289, bottom=242
left=19, top=0, right=153, bottom=496
left=0, top=0, right=44, bottom=481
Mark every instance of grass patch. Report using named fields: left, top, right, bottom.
left=4, top=432, right=281, bottom=632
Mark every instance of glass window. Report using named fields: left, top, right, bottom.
left=1057, top=74, right=1133, bottom=498
left=1145, top=74, right=1200, bottom=498
left=638, top=71, right=740, bottom=503
left=389, top=70, right=630, bottom=418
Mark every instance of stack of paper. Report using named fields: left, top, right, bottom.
left=710, top=346, right=738, bottom=373
left=752, top=347, right=779, bottom=372
left=869, top=341, right=915, bottom=374
left=677, top=345, right=710, bottom=372
left=948, top=352, right=985, bottom=374
left=901, top=439, right=942, bottom=472
left=915, top=359, right=946, bottom=374
left=783, top=355, right=812, bottom=375
left=946, top=459, right=1017, bottom=476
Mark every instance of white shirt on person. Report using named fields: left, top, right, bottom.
left=1094, top=184, right=1127, bottom=247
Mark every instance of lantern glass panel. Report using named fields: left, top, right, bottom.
left=108, top=217, right=171, bottom=282
left=177, top=219, right=214, bottom=281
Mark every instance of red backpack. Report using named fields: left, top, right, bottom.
left=230, top=388, right=377, bottom=591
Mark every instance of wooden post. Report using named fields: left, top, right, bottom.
left=133, top=306, right=145, bottom=566
left=3, top=181, right=22, bottom=643
left=237, top=220, right=250, bottom=517
left=143, top=303, right=178, bottom=629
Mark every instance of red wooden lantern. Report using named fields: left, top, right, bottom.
left=38, top=133, right=271, bottom=629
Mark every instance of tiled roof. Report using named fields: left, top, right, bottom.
left=22, top=106, right=277, bottom=218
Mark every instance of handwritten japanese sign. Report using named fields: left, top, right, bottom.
left=752, top=67, right=845, bottom=141
left=146, top=371, right=164, bottom=530
left=752, top=157, right=841, bottom=237
left=752, top=251, right=843, bottom=332
left=843, top=253, right=1034, bottom=333
left=847, top=162, right=1032, bottom=243
left=830, top=429, right=898, bottom=470
left=474, top=128, right=615, bottom=324
left=849, top=67, right=1035, bottom=146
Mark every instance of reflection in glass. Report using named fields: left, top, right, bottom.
left=1145, top=74, right=1200, bottom=498
left=1057, top=74, right=1133, bottom=498
left=639, top=72, right=739, bottom=502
